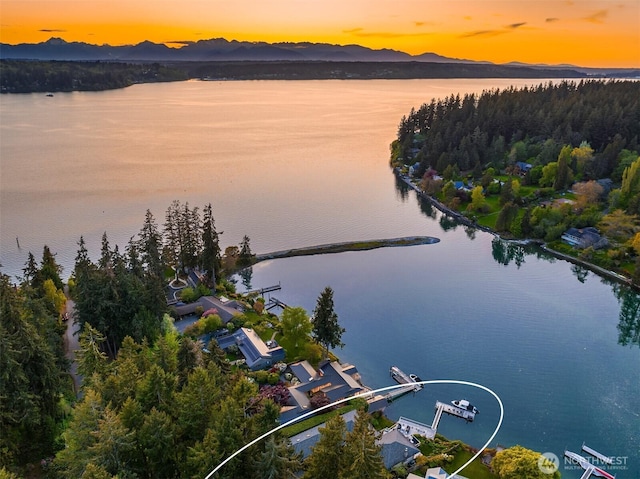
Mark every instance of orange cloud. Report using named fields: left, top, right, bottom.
left=583, top=10, right=608, bottom=24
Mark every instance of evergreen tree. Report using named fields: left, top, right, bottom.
left=340, top=410, right=387, bottom=479
left=0, top=272, right=67, bottom=467
left=21, top=251, right=38, bottom=286
left=201, top=203, right=222, bottom=285
left=255, top=435, right=302, bottom=479
left=38, top=245, right=63, bottom=291
left=311, top=286, right=345, bottom=358
left=238, top=235, right=254, bottom=268
left=302, top=414, right=347, bottom=479
left=139, top=209, right=164, bottom=279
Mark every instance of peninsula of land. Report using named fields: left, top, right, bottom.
left=254, top=236, right=439, bottom=263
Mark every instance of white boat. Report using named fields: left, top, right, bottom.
left=409, top=373, right=422, bottom=383
left=452, top=399, right=479, bottom=414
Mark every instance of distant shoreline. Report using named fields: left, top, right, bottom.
left=394, top=169, right=637, bottom=289
left=254, top=236, right=440, bottom=263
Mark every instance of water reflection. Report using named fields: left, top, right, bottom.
left=491, top=237, right=525, bottom=268
left=394, top=174, right=410, bottom=202
left=238, top=267, right=253, bottom=291
left=612, top=282, right=640, bottom=347
left=464, top=226, right=476, bottom=240
left=439, top=215, right=459, bottom=232
left=417, top=196, right=436, bottom=219
left=571, top=264, right=589, bottom=283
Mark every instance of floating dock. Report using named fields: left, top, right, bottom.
left=390, top=366, right=422, bottom=390
left=386, top=366, right=423, bottom=402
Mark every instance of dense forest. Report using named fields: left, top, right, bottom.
left=0, top=60, right=188, bottom=93
left=0, top=59, right=593, bottom=93
left=391, top=80, right=640, bottom=282
left=2, top=200, right=369, bottom=479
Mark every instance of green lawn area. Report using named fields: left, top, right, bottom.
left=444, top=449, right=498, bottom=479
left=280, top=403, right=360, bottom=437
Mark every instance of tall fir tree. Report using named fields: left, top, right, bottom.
left=311, top=286, right=345, bottom=358
left=340, top=410, right=387, bottom=479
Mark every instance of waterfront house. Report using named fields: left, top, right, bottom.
left=213, top=327, right=284, bottom=370
left=280, top=360, right=365, bottom=422
left=289, top=410, right=421, bottom=472
left=289, top=409, right=358, bottom=458
left=561, top=227, right=607, bottom=249
left=378, top=428, right=420, bottom=469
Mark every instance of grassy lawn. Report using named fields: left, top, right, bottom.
left=444, top=448, right=498, bottom=479
left=280, top=403, right=360, bottom=437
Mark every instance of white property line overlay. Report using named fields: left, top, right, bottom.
left=204, top=379, right=504, bottom=479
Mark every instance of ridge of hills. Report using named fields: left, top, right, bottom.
left=1, top=37, right=637, bottom=76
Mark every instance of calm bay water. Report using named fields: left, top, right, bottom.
left=1, top=79, right=638, bottom=476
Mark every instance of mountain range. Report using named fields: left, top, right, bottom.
left=0, top=37, right=483, bottom=63
left=0, top=37, right=488, bottom=64
left=2, top=38, right=637, bottom=77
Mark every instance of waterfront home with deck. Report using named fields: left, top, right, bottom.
left=215, top=327, right=285, bottom=370
left=280, top=360, right=365, bottom=422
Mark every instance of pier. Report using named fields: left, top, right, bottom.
left=266, top=296, right=289, bottom=310
left=245, top=283, right=282, bottom=296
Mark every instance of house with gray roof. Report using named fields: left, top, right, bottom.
left=289, top=409, right=358, bottom=458
left=172, top=295, right=244, bottom=323
left=289, top=411, right=421, bottom=471
left=378, top=428, right=420, bottom=469
left=280, top=360, right=365, bottom=422
left=222, top=327, right=285, bottom=371
left=561, top=227, right=608, bottom=249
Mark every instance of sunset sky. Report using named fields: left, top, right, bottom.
left=1, top=0, right=639, bottom=67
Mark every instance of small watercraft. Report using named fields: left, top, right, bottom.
left=452, top=399, right=479, bottom=414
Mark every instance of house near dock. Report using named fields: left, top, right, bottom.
left=280, top=360, right=365, bottom=422
left=289, top=410, right=420, bottom=471
left=378, top=428, right=420, bottom=469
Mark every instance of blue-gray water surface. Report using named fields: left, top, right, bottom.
left=1, top=80, right=638, bottom=476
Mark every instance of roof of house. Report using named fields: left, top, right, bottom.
left=426, top=467, right=468, bottom=479
left=284, top=360, right=365, bottom=420
left=199, top=296, right=243, bottom=323
left=289, top=409, right=358, bottom=458
left=234, top=327, right=284, bottom=368
left=289, top=360, right=317, bottom=383
left=378, top=429, right=420, bottom=469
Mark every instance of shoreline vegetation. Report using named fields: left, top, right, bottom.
left=253, top=236, right=440, bottom=263
left=394, top=169, right=635, bottom=288
left=390, top=79, right=640, bottom=290
left=0, top=58, right=613, bottom=94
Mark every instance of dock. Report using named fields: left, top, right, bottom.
left=245, top=283, right=281, bottom=296
left=389, top=366, right=422, bottom=390
left=582, top=443, right=613, bottom=465
left=265, top=296, right=289, bottom=310
left=434, top=401, right=476, bottom=422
